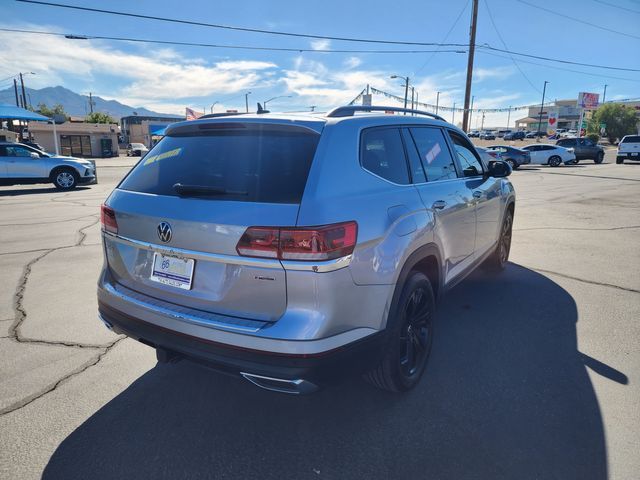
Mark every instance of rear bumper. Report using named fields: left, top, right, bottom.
left=98, top=300, right=386, bottom=387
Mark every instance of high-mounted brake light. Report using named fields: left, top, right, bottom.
left=100, top=204, right=118, bottom=234
left=236, top=222, right=357, bottom=261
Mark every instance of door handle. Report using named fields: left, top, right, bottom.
left=432, top=200, right=447, bottom=210
left=472, top=191, right=483, bottom=199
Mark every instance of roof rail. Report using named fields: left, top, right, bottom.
left=326, top=105, right=447, bottom=122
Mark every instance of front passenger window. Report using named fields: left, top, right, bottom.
left=448, top=131, right=484, bottom=177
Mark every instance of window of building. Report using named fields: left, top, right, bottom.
left=60, top=135, right=92, bottom=157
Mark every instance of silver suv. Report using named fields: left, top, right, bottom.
left=97, top=106, right=515, bottom=394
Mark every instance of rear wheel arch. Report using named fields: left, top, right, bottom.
left=386, top=244, right=443, bottom=330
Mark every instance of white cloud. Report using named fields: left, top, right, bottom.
left=344, top=57, right=363, bottom=69
left=310, top=39, right=331, bottom=51
left=0, top=25, right=277, bottom=113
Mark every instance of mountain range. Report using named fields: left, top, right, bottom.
left=0, top=85, right=177, bottom=119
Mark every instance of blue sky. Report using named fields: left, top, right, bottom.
left=2, top=0, right=639, bottom=126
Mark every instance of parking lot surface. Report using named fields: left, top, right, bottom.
left=0, top=151, right=638, bottom=479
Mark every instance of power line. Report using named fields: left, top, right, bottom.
left=477, top=50, right=640, bottom=83
left=14, top=0, right=640, bottom=71
left=414, top=0, right=470, bottom=75
left=483, top=0, right=542, bottom=94
left=516, top=0, right=640, bottom=40
left=0, top=28, right=466, bottom=54
left=592, top=0, right=640, bottom=14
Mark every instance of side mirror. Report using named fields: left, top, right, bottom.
left=30, top=152, right=40, bottom=159
left=487, top=160, right=511, bottom=178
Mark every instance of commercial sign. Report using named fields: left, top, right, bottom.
left=547, top=109, right=559, bottom=136
left=578, top=92, right=600, bottom=109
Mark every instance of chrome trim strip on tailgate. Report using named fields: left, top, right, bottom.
left=104, top=232, right=283, bottom=269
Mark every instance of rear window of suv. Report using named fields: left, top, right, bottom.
left=119, top=123, right=320, bottom=203
left=621, top=136, right=640, bottom=143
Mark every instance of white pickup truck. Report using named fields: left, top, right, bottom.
left=617, top=135, right=640, bottom=164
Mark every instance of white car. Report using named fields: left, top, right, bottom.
left=521, top=144, right=576, bottom=167
left=616, top=135, right=640, bottom=164
left=0, top=142, right=97, bottom=190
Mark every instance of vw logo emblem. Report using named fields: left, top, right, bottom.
left=157, top=222, right=172, bottom=243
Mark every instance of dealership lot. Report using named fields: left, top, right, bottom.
left=0, top=151, right=638, bottom=479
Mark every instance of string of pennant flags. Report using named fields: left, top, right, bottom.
left=350, top=86, right=640, bottom=114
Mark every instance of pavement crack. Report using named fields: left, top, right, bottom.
left=0, top=337, right=125, bottom=416
left=514, top=225, right=640, bottom=232
left=531, top=267, right=640, bottom=294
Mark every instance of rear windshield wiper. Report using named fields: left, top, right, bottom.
left=173, top=183, right=247, bottom=197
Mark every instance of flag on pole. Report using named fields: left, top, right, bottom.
left=185, top=107, right=203, bottom=121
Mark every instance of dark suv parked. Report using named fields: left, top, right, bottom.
left=556, top=138, right=604, bottom=164
left=503, top=131, right=525, bottom=141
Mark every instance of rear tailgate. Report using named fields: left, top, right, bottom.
left=103, top=120, right=322, bottom=322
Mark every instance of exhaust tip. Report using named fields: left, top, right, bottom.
left=241, top=372, right=318, bottom=395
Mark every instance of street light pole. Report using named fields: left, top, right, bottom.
left=435, top=91, right=440, bottom=115
left=602, top=84, right=608, bottom=104
left=506, top=106, right=512, bottom=129
left=390, top=75, right=410, bottom=113
left=19, top=73, right=27, bottom=110
left=263, top=95, right=292, bottom=109
left=411, top=87, right=415, bottom=111
left=468, top=95, right=475, bottom=130
left=245, top=92, right=251, bottom=113
left=452, top=102, right=456, bottom=125
left=13, top=79, right=19, bottom=107
left=536, top=80, right=549, bottom=141
left=210, top=101, right=219, bottom=113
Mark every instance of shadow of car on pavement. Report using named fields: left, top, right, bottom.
left=43, top=263, right=625, bottom=480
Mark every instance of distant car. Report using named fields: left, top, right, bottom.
left=556, top=137, right=605, bottom=163
left=21, top=141, right=47, bottom=152
left=468, top=130, right=480, bottom=138
left=476, top=146, right=502, bottom=162
left=0, top=142, right=97, bottom=190
left=480, top=131, right=496, bottom=140
left=521, top=144, right=576, bottom=166
left=127, top=143, right=149, bottom=156
left=496, top=129, right=512, bottom=138
left=616, top=135, right=640, bottom=164
left=485, top=145, right=531, bottom=169
left=503, top=131, right=525, bottom=141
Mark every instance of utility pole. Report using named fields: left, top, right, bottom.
left=506, top=106, right=512, bottom=129
left=536, top=81, right=549, bottom=141
left=452, top=102, right=456, bottom=125
left=602, top=84, right=608, bottom=104
left=89, top=92, right=94, bottom=113
left=462, top=0, right=479, bottom=132
left=481, top=111, right=485, bottom=131
left=19, top=73, right=27, bottom=110
left=245, top=92, right=251, bottom=113
left=411, top=87, right=415, bottom=111
left=435, top=91, right=440, bottom=115
left=13, top=79, right=20, bottom=107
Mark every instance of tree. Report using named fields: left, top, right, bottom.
left=36, top=103, right=68, bottom=118
left=593, top=103, right=638, bottom=143
left=86, top=112, right=116, bottom=124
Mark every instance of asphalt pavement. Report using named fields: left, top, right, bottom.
left=0, top=151, right=638, bottom=479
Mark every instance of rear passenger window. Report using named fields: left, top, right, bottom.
left=448, top=131, right=484, bottom=177
left=360, top=128, right=410, bottom=184
left=408, top=127, right=458, bottom=181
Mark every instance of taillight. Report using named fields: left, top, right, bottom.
left=100, top=204, right=118, bottom=234
left=236, top=222, right=358, bottom=261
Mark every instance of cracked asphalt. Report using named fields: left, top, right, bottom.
left=0, top=152, right=638, bottom=479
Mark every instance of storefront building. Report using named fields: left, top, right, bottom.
left=27, top=120, right=120, bottom=157
left=120, top=115, right=184, bottom=148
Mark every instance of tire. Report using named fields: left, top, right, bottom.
left=51, top=168, right=79, bottom=190
left=616, top=157, right=623, bottom=164
left=365, top=271, right=435, bottom=392
left=484, top=209, right=513, bottom=272
left=595, top=152, right=604, bottom=164
left=507, top=159, right=518, bottom=170
left=548, top=155, right=562, bottom=167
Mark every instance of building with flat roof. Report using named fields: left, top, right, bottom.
left=120, top=115, right=184, bottom=148
left=28, top=120, right=119, bottom=157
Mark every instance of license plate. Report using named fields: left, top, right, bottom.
left=150, top=252, right=195, bottom=290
